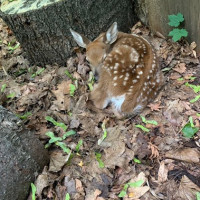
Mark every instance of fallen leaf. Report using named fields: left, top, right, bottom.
left=165, top=148, right=200, bottom=163
left=148, top=142, right=159, bottom=159
left=49, top=151, right=71, bottom=172
left=175, top=175, right=200, bottom=200
left=148, top=102, right=163, bottom=111
left=35, top=170, right=49, bottom=196
left=173, top=63, right=186, bottom=74
left=75, top=179, right=84, bottom=193
left=158, top=161, right=168, bottom=183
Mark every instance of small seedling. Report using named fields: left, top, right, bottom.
left=185, top=82, right=200, bottom=103
left=182, top=116, right=199, bottom=138
left=31, top=68, right=45, bottom=78
left=6, top=92, right=15, bottom=99
left=16, top=112, right=32, bottom=120
left=135, top=125, right=150, bottom=132
left=65, top=70, right=76, bottom=81
left=8, top=42, right=20, bottom=53
left=168, top=13, right=188, bottom=42
left=95, top=152, right=105, bottom=168
left=65, top=193, right=70, bottom=200
left=197, top=192, right=200, bottom=200
left=69, top=84, right=76, bottom=96
left=140, top=116, right=158, bottom=125
left=75, top=139, right=83, bottom=152
left=87, top=71, right=95, bottom=91
left=118, top=180, right=144, bottom=198
left=1, top=84, right=6, bottom=93
left=98, top=119, right=108, bottom=145
left=133, top=157, right=141, bottom=164
left=45, top=116, right=68, bottom=131
left=31, top=183, right=36, bottom=200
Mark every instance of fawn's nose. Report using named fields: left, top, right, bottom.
left=94, top=70, right=99, bottom=81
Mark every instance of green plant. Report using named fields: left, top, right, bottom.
left=95, top=152, right=105, bottom=168
left=65, top=193, right=70, bottom=200
left=168, top=13, right=188, bottom=42
left=75, top=139, right=83, bottom=152
left=69, top=84, right=76, bottom=96
left=16, top=112, right=32, bottom=120
left=135, top=124, right=150, bottom=132
left=6, top=92, right=15, bottom=99
left=98, top=120, right=108, bottom=145
left=65, top=70, right=76, bottom=81
left=140, top=115, right=158, bottom=125
left=45, top=116, right=68, bottom=131
left=182, top=116, right=199, bottom=138
left=185, top=82, right=200, bottom=103
left=87, top=71, right=95, bottom=91
left=8, top=41, right=20, bottom=53
left=31, top=68, right=45, bottom=78
left=197, top=192, right=200, bottom=200
left=133, top=157, right=141, bottom=164
left=118, top=180, right=144, bottom=198
left=31, top=183, right=36, bottom=200
left=1, top=84, right=6, bottom=93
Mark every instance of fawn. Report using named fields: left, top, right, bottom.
left=70, top=22, right=163, bottom=118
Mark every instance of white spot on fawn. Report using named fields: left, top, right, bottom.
left=111, top=94, right=125, bottom=111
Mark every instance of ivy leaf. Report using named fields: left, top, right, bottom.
left=182, top=123, right=199, bottom=138
left=168, top=13, right=184, bottom=27
left=135, top=125, right=150, bottom=132
left=169, top=28, right=188, bottom=42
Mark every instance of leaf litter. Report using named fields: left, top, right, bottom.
left=0, top=19, right=200, bottom=200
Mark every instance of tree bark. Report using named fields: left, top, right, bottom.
left=0, top=106, right=49, bottom=200
left=136, top=0, right=200, bottom=53
left=0, top=0, right=136, bottom=66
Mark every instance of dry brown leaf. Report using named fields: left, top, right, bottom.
left=148, top=142, right=159, bottom=159
left=75, top=179, right=84, bottom=193
left=173, top=63, right=186, bottom=74
left=175, top=175, right=200, bottom=200
left=124, top=172, right=149, bottom=200
left=165, top=148, right=200, bottom=163
left=157, top=161, right=168, bottom=183
left=169, top=73, right=181, bottom=80
left=148, top=102, right=163, bottom=111
left=49, top=151, right=71, bottom=172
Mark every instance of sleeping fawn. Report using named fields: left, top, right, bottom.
left=70, top=22, right=163, bottom=118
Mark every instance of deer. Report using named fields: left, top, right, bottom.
left=70, top=22, right=163, bottom=118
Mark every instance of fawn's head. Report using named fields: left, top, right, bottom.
left=70, top=22, right=118, bottom=77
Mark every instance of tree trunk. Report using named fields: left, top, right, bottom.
left=0, top=106, right=49, bottom=200
left=136, top=0, right=200, bottom=53
left=0, top=0, right=136, bottom=66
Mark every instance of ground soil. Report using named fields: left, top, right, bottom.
left=0, top=19, right=200, bottom=200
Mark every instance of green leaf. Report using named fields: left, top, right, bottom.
left=56, top=142, right=71, bottom=154
left=168, top=13, right=184, bottom=27
left=185, top=82, right=200, bottom=93
left=45, top=116, right=67, bottom=131
left=189, top=116, right=194, bottom=127
left=182, top=123, right=199, bottom=138
left=62, top=130, right=76, bottom=140
left=45, top=131, right=55, bottom=138
left=98, top=121, right=108, bottom=145
left=31, top=183, right=36, bottom=200
left=65, top=70, right=75, bottom=80
left=140, top=116, right=158, bottom=125
left=197, top=192, right=200, bottom=200
left=133, top=157, right=141, bottom=164
left=87, top=71, right=95, bottom=91
left=197, top=113, right=200, bottom=117
left=177, top=77, right=184, bottom=81
left=49, top=137, right=62, bottom=143
left=128, top=180, right=144, bottom=188
left=7, top=92, right=15, bottom=99
left=135, top=125, right=150, bottom=132
left=169, top=28, right=188, bottom=42
left=69, top=84, right=76, bottom=96
left=75, top=139, right=83, bottom=152
left=118, top=190, right=127, bottom=198
left=190, top=95, right=200, bottom=103
left=16, top=112, right=32, bottom=120
left=1, top=84, right=6, bottom=92
left=95, top=152, right=105, bottom=168
left=31, top=68, right=45, bottom=78
left=65, top=193, right=70, bottom=200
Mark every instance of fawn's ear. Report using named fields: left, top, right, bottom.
left=70, top=29, right=91, bottom=48
left=105, top=22, right=118, bottom=44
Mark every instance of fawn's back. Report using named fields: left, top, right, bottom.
left=70, top=22, right=163, bottom=118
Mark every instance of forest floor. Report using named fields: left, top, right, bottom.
left=0, top=19, right=200, bottom=200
